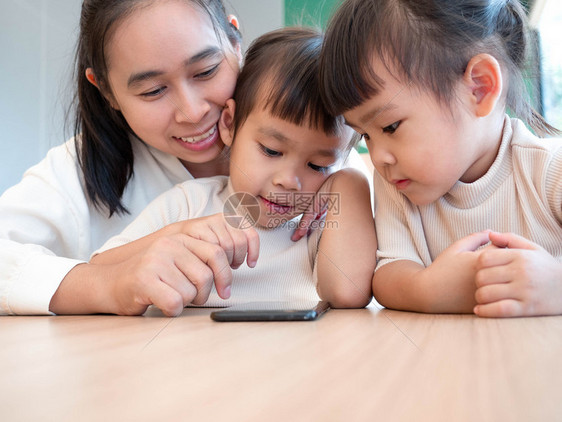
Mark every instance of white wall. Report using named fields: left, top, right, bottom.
left=0, top=0, right=283, bottom=195
left=1, top=0, right=81, bottom=195
left=226, top=0, right=284, bottom=51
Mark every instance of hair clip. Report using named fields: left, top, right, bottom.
left=227, top=14, right=239, bottom=30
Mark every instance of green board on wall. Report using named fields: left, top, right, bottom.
left=285, top=0, right=533, bottom=28
left=284, top=0, right=342, bottom=29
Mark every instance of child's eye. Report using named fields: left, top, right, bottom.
left=382, top=121, right=401, bottom=134
left=308, top=163, right=330, bottom=173
left=195, top=64, right=220, bottom=79
left=260, top=145, right=281, bottom=157
left=361, top=133, right=370, bottom=141
left=141, top=86, right=166, bottom=97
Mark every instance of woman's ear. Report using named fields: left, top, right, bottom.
left=463, top=54, right=503, bottom=117
left=85, top=68, right=99, bottom=88
left=219, top=99, right=236, bottom=147
left=85, top=68, right=120, bottom=110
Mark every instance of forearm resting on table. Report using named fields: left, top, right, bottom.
left=373, top=260, right=477, bottom=314
left=49, top=262, right=121, bottom=314
left=316, top=168, right=376, bottom=308
left=52, top=225, right=185, bottom=314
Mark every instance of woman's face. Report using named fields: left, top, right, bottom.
left=104, top=0, right=241, bottom=170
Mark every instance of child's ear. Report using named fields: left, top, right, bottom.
left=219, top=99, right=236, bottom=147
left=463, top=54, right=503, bottom=117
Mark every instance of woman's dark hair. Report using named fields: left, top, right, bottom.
left=72, top=0, right=241, bottom=216
left=231, top=27, right=353, bottom=146
left=320, top=0, right=558, bottom=136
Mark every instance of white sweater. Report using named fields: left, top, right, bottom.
left=0, top=136, right=191, bottom=315
left=374, top=116, right=562, bottom=271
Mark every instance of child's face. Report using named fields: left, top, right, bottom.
left=104, top=0, right=240, bottom=170
left=225, top=106, right=352, bottom=228
left=343, top=59, right=491, bottom=206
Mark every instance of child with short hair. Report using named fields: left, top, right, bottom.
left=320, top=0, right=562, bottom=317
left=92, top=27, right=376, bottom=316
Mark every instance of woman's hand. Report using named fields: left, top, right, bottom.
left=474, top=232, right=562, bottom=317
left=177, top=213, right=259, bottom=269
left=53, top=214, right=259, bottom=316
left=106, top=234, right=239, bottom=316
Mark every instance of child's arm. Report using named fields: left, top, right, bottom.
left=373, top=231, right=492, bottom=313
left=315, top=168, right=376, bottom=308
left=474, top=232, right=562, bottom=317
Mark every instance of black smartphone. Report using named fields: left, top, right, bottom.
left=210, top=301, right=330, bottom=322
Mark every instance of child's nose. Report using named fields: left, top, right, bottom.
left=272, top=168, right=302, bottom=191
left=369, top=143, right=396, bottom=167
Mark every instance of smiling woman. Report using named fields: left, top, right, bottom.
left=0, top=0, right=243, bottom=316
left=88, top=0, right=241, bottom=177
left=78, top=0, right=242, bottom=212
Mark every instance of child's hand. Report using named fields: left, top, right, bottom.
left=474, top=232, right=562, bottom=317
left=290, top=175, right=336, bottom=241
left=418, top=231, right=492, bottom=313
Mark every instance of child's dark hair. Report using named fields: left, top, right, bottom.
left=231, top=27, right=353, bottom=145
left=320, top=0, right=558, bottom=136
left=72, top=0, right=241, bottom=216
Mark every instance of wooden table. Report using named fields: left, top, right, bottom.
left=1, top=302, right=561, bottom=421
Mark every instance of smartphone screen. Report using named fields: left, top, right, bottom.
left=210, top=301, right=330, bottom=322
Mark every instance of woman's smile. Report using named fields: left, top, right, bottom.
left=172, top=124, right=219, bottom=151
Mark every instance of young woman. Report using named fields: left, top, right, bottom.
left=0, top=0, right=242, bottom=315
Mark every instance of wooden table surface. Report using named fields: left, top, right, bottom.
left=1, top=302, right=561, bottom=421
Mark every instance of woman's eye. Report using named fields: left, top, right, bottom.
left=308, top=163, right=330, bottom=173
left=382, top=121, right=401, bottom=134
left=141, top=87, right=166, bottom=97
left=361, top=133, right=370, bottom=141
left=195, top=64, right=220, bottom=79
left=261, top=145, right=281, bottom=157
